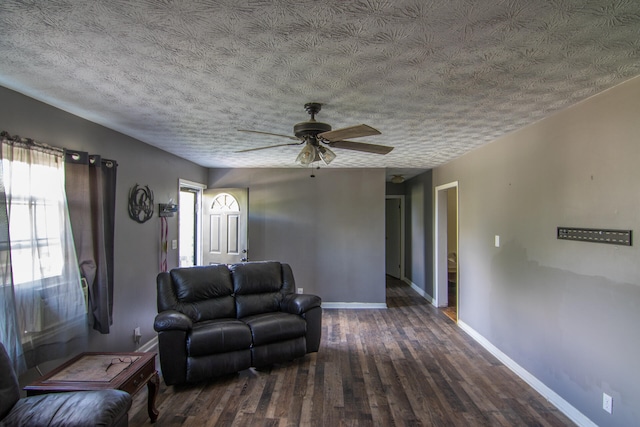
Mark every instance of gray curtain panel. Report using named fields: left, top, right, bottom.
left=65, top=151, right=118, bottom=334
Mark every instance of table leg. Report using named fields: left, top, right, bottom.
left=147, top=371, right=160, bottom=423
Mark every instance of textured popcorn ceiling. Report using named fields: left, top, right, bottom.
left=1, top=1, right=639, bottom=179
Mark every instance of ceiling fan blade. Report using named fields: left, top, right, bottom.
left=238, top=129, right=299, bottom=141
left=327, top=140, right=394, bottom=155
left=318, top=124, right=381, bottom=141
left=236, top=142, right=302, bottom=153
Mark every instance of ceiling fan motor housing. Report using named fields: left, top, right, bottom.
left=294, top=102, right=332, bottom=141
left=293, top=120, right=332, bottom=140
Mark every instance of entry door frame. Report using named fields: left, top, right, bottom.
left=434, top=181, right=458, bottom=308
left=178, top=179, right=206, bottom=266
left=385, top=195, right=405, bottom=280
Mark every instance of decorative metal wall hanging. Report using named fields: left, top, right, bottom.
left=128, top=184, right=154, bottom=223
left=557, top=227, right=632, bottom=246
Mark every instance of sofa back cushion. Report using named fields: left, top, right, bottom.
left=159, top=265, right=235, bottom=322
left=230, top=261, right=284, bottom=318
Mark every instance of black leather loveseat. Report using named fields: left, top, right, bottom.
left=0, top=343, right=131, bottom=427
left=154, top=261, right=322, bottom=385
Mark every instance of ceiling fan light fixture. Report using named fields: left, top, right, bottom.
left=296, top=143, right=316, bottom=165
left=317, top=145, right=336, bottom=165
left=239, top=103, right=392, bottom=165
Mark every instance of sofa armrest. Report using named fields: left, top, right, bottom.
left=3, top=390, right=131, bottom=427
left=154, top=310, right=193, bottom=332
left=281, top=294, right=321, bottom=315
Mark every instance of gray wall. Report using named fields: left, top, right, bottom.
left=433, top=76, right=640, bottom=426
left=1, top=86, right=209, bottom=353
left=208, top=168, right=387, bottom=304
left=404, top=170, right=434, bottom=296
left=385, top=181, right=404, bottom=196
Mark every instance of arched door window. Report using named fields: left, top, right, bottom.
left=212, top=193, right=239, bottom=212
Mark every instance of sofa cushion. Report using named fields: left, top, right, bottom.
left=251, top=337, right=307, bottom=369
left=169, top=265, right=235, bottom=321
left=186, top=350, right=251, bottom=382
left=191, top=296, right=237, bottom=322
left=242, top=312, right=307, bottom=346
left=188, top=318, right=252, bottom=357
left=235, top=292, right=282, bottom=319
left=230, top=261, right=283, bottom=294
left=231, top=261, right=285, bottom=318
left=171, top=264, right=233, bottom=301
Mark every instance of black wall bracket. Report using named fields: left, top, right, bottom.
left=557, top=227, right=632, bottom=246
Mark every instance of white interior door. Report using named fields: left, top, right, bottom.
left=202, top=188, right=248, bottom=265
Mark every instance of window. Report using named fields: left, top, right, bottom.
left=4, top=159, right=65, bottom=286
left=211, top=193, right=239, bottom=212
left=1, top=137, right=85, bottom=347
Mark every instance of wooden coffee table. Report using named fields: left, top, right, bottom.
left=24, top=351, right=159, bottom=423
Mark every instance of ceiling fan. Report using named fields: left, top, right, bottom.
left=237, top=103, right=393, bottom=166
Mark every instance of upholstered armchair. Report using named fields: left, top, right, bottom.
left=0, top=343, right=132, bottom=427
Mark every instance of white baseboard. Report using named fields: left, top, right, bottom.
left=457, top=320, right=595, bottom=427
left=137, top=335, right=158, bottom=353
left=403, top=278, right=434, bottom=303
left=322, top=302, right=388, bottom=309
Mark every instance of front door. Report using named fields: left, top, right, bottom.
left=202, top=188, right=248, bottom=265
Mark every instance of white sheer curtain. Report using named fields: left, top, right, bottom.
left=0, top=132, right=87, bottom=374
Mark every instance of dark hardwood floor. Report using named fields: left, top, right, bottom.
left=442, top=279, right=458, bottom=322
left=129, top=276, right=574, bottom=426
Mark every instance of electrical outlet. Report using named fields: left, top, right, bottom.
left=603, top=392, right=613, bottom=414
left=297, top=288, right=303, bottom=294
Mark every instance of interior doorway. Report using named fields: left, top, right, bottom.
left=435, top=182, right=458, bottom=321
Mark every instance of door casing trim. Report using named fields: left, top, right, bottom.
left=434, top=181, right=458, bottom=309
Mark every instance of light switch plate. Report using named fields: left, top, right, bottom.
left=603, top=392, right=613, bottom=414
left=495, top=235, right=500, bottom=247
